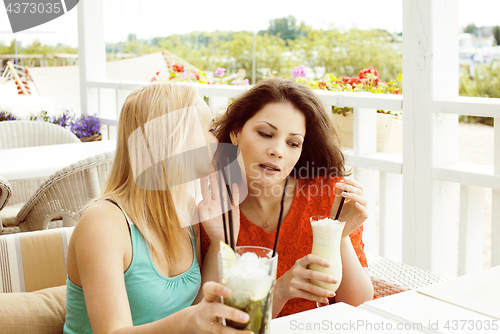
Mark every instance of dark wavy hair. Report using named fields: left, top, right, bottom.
left=213, top=78, right=349, bottom=180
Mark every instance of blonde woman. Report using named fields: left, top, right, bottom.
left=64, top=83, right=251, bottom=334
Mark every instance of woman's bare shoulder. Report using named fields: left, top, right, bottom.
left=71, top=200, right=130, bottom=249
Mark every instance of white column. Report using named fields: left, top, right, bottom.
left=458, top=185, right=485, bottom=275
left=77, top=0, right=106, bottom=115
left=402, top=0, right=459, bottom=276
left=353, top=107, right=377, bottom=253
left=493, top=117, right=500, bottom=267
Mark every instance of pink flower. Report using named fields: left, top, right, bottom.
left=243, top=79, right=249, bottom=85
left=215, top=67, right=226, bottom=77
left=292, top=65, right=307, bottom=79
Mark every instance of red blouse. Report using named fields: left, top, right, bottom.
left=200, top=176, right=368, bottom=317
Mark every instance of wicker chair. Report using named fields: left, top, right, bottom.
left=0, top=176, right=13, bottom=232
left=367, top=253, right=449, bottom=298
left=15, top=152, right=114, bottom=231
left=0, top=120, right=82, bottom=231
left=0, top=176, right=12, bottom=210
left=0, top=120, right=81, bottom=150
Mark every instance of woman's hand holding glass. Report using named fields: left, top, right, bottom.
left=192, top=282, right=252, bottom=334
left=274, top=254, right=338, bottom=306
left=199, top=173, right=240, bottom=243
left=331, top=177, right=368, bottom=237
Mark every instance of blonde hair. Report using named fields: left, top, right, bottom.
left=98, top=82, right=201, bottom=272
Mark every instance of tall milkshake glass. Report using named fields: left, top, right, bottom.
left=218, top=245, right=278, bottom=334
left=308, top=215, right=346, bottom=306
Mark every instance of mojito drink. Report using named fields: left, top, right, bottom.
left=218, top=244, right=277, bottom=334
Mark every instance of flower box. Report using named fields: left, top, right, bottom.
left=332, top=113, right=402, bottom=154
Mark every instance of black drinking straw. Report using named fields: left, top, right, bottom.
left=220, top=158, right=233, bottom=203
left=334, top=197, right=345, bottom=220
left=217, top=165, right=229, bottom=246
left=272, top=175, right=289, bottom=258
left=220, top=159, right=235, bottom=251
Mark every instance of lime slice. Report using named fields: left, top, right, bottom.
left=220, top=241, right=237, bottom=284
left=220, top=241, right=237, bottom=266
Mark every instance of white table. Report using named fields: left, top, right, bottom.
left=0, top=141, right=116, bottom=181
left=271, top=302, right=429, bottom=333
left=272, top=266, right=500, bottom=333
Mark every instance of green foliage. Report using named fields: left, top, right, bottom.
left=0, top=40, right=16, bottom=54
left=464, top=23, right=478, bottom=35
left=459, top=63, right=499, bottom=126
left=0, top=39, right=77, bottom=66
left=459, top=63, right=500, bottom=98
left=289, top=28, right=401, bottom=81
left=493, top=26, right=500, bottom=46
left=23, top=40, right=52, bottom=55
left=262, top=16, right=307, bottom=43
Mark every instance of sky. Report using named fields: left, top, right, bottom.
left=0, top=0, right=499, bottom=48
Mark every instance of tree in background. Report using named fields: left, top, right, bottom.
left=289, top=28, right=401, bottom=81
left=493, top=26, right=500, bottom=46
left=464, top=23, right=478, bottom=35
left=0, top=39, right=77, bottom=55
left=459, top=63, right=500, bottom=125
left=0, top=40, right=16, bottom=54
left=262, top=16, right=307, bottom=44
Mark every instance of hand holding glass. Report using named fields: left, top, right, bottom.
left=308, top=215, right=345, bottom=307
left=218, top=244, right=278, bottom=334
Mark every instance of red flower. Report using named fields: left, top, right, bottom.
left=193, top=72, right=200, bottom=80
left=318, top=82, right=327, bottom=89
left=358, top=66, right=379, bottom=79
left=339, top=76, right=362, bottom=86
left=392, top=89, right=401, bottom=94
left=173, top=64, right=185, bottom=73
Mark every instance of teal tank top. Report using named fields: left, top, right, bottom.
left=64, top=216, right=201, bottom=333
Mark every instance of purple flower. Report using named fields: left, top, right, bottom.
left=292, top=65, right=307, bottom=79
left=0, top=111, right=18, bottom=121
left=71, top=113, right=100, bottom=139
left=52, top=110, right=74, bottom=128
left=243, top=78, right=249, bottom=85
left=215, top=67, right=226, bottom=77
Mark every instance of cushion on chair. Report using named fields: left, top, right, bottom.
left=0, top=176, right=12, bottom=211
left=0, top=285, right=66, bottom=334
left=0, top=227, right=74, bottom=293
left=0, top=202, right=24, bottom=227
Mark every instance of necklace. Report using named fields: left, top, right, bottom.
left=251, top=199, right=281, bottom=229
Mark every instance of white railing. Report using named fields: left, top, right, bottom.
left=431, top=97, right=500, bottom=276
